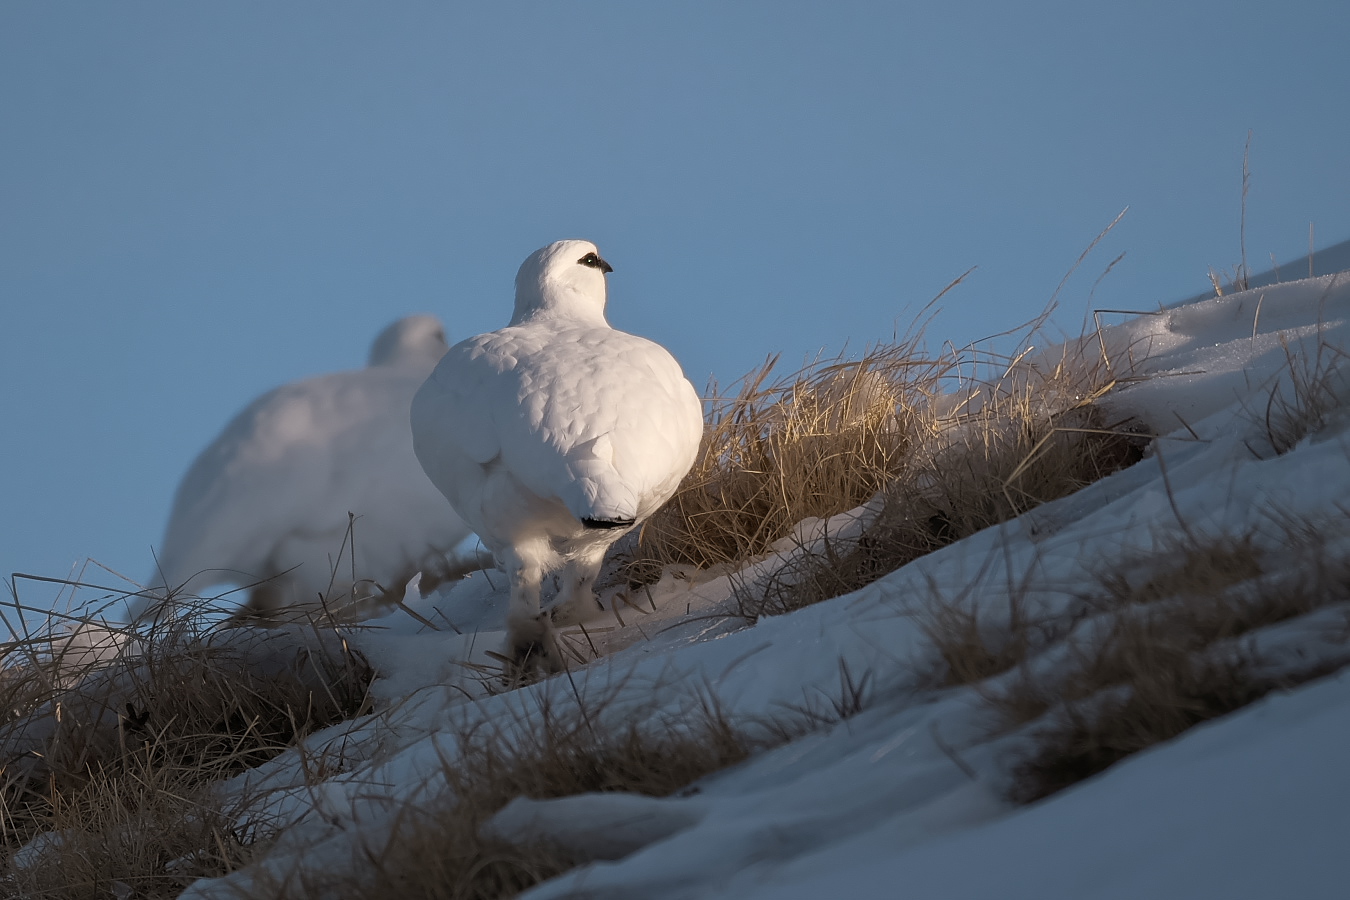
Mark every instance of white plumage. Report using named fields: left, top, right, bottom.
left=134, top=315, right=472, bottom=620
left=411, top=240, right=704, bottom=672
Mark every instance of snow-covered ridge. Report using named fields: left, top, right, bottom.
left=13, top=273, right=1350, bottom=898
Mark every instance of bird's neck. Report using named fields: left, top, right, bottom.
left=509, top=294, right=610, bottom=328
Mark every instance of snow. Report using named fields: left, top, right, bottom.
left=130, top=315, right=471, bottom=619
left=1174, top=235, right=1350, bottom=306
left=28, top=272, right=1350, bottom=896
left=727, top=672, right=1350, bottom=900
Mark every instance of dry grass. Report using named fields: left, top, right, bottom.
left=629, top=335, right=948, bottom=585
left=8, top=245, right=1341, bottom=893
left=3, top=746, right=260, bottom=899
left=449, top=691, right=756, bottom=802
left=910, top=517, right=1350, bottom=805
left=301, top=804, right=573, bottom=900
left=0, top=590, right=373, bottom=895
left=914, top=587, right=1059, bottom=690
left=740, top=341, right=1146, bottom=618
left=1206, top=132, right=1255, bottom=297
left=249, top=686, right=787, bottom=900
left=1013, top=524, right=1350, bottom=802
left=1264, top=338, right=1349, bottom=455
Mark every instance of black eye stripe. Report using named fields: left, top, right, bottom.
left=576, top=251, right=614, bottom=274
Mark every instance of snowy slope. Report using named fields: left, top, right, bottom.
left=728, top=672, right=1350, bottom=900
left=161, top=272, right=1350, bottom=899
left=1174, top=235, right=1350, bottom=306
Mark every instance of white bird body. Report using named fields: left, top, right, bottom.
left=411, top=240, right=704, bottom=672
left=136, top=315, right=471, bottom=618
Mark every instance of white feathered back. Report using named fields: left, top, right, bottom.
left=412, top=240, right=702, bottom=549
left=137, top=315, right=466, bottom=618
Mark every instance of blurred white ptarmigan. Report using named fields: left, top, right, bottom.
left=411, top=240, right=704, bottom=673
left=131, top=315, right=473, bottom=621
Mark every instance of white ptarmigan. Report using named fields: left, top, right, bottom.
left=410, top=240, right=704, bottom=673
left=132, top=315, right=472, bottom=621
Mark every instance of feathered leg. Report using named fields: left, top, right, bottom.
left=552, top=541, right=611, bottom=626
left=504, top=543, right=561, bottom=675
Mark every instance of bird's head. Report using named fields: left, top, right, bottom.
left=368, top=314, right=450, bottom=367
left=511, top=239, right=614, bottom=326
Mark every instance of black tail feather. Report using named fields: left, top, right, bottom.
left=582, top=516, right=636, bottom=530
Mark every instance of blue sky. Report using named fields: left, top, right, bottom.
left=3, top=1, right=1349, bottom=607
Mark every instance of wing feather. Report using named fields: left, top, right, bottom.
left=414, top=322, right=702, bottom=529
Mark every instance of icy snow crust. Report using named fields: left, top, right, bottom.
left=179, top=273, right=1350, bottom=899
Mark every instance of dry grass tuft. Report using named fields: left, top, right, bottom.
left=914, top=588, right=1059, bottom=690
left=1264, top=338, right=1350, bottom=454
left=940, top=518, right=1350, bottom=804
left=448, top=691, right=756, bottom=803
left=0, top=590, right=373, bottom=894
left=742, top=342, right=1146, bottom=618
left=326, top=804, right=572, bottom=900
left=1089, top=533, right=1262, bottom=612
left=629, top=335, right=947, bottom=585
left=251, top=686, right=788, bottom=900
left=3, top=745, right=261, bottom=899
left=759, top=658, right=875, bottom=738
left=1005, top=642, right=1300, bottom=804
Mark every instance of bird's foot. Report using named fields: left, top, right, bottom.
left=547, top=590, right=602, bottom=626
left=503, top=612, right=563, bottom=683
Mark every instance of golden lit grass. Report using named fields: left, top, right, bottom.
left=740, top=341, right=1146, bottom=617
left=630, top=318, right=1145, bottom=603
left=626, top=216, right=1147, bottom=609
left=629, top=335, right=948, bottom=584
left=0, top=590, right=373, bottom=894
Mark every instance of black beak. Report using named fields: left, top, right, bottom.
left=598, top=257, right=614, bottom=274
